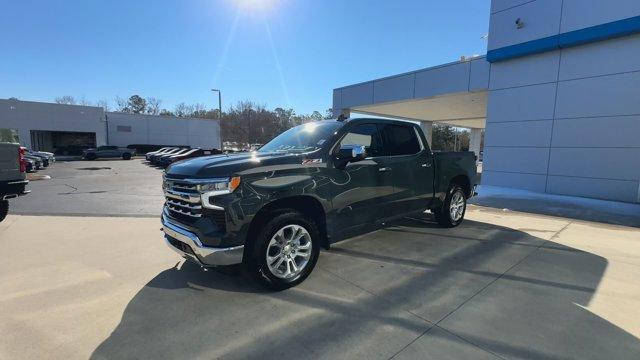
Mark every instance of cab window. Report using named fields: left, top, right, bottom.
left=380, top=124, right=421, bottom=156
left=338, top=123, right=384, bottom=157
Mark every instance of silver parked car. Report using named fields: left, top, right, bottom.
left=83, top=146, right=135, bottom=160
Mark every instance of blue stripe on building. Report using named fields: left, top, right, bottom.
left=487, top=15, right=640, bottom=62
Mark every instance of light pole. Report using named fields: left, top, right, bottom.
left=211, top=89, right=223, bottom=151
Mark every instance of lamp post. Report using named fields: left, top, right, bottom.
left=211, top=89, right=223, bottom=151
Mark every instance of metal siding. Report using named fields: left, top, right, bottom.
left=491, top=0, right=535, bottom=14
left=483, top=147, right=550, bottom=174
left=560, top=0, right=640, bottom=33
left=484, top=120, right=553, bottom=147
left=340, top=82, right=374, bottom=108
left=489, top=51, right=560, bottom=89
left=469, top=58, right=492, bottom=91
left=559, top=33, right=640, bottom=80
left=487, top=83, right=557, bottom=123
left=547, top=176, right=639, bottom=203
left=488, top=0, right=562, bottom=51
left=548, top=147, right=640, bottom=181
left=373, top=74, right=415, bottom=103
left=482, top=170, right=548, bottom=192
left=552, top=116, right=640, bottom=148
left=414, top=62, right=470, bottom=98
left=332, top=89, right=342, bottom=116
left=555, top=71, right=640, bottom=119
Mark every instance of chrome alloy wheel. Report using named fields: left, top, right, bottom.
left=449, top=190, right=465, bottom=222
left=266, top=224, right=312, bottom=279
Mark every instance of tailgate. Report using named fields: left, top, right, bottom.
left=0, top=143, right=23, bottom=182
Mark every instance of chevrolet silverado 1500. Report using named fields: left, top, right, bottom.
left=161, top=118, right=477, bottom=289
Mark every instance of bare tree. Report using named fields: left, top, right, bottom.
left=192, top=103, right=205, bottom=115
left=115, top=96, right=130, bottom=113
left=174, top=102, right=189, bottom=117
left=96, top=99, right=110, bottom=112
left=146, top=97, right=162, bottom=115
left=54, top=95, right=76, bottom=105
left=78, top=96, right=91, bottom=106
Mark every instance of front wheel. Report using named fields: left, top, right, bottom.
left=85, top=153, right=97, bottom=161
left=246, top=210, right=320, bottom=290
left=434, top=185, right=467, bottom=227
left=122, top=153, right=132, bottom=160
left=0, top=200, right=8, bottom=223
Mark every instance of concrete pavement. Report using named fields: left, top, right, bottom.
left=1, top=206, right=638, bottom=359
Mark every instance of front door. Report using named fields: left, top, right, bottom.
left=329, top=123, right=394, bottom=230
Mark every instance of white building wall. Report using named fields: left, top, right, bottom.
left=0, top=99, right=106, bottom=149
left=485, top=0, right=640, bottom=203
left=106, top=112, right=221, bottom=150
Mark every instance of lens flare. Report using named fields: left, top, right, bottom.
left=236, top=0, right=277, bottom=12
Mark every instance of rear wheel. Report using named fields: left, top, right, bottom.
left=85, top=153, right=97, bottom=161
left=122, top=153, right=132, bottom=160
left=0, top=200, right=8, bottom=223
left=434, top=185, right=467, bottom=228
left=246, top=210, right=320, bottom=290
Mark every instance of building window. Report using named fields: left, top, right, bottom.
left=116, top=125, right=132, bottom=133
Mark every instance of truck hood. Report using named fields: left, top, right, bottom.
left=165, top=151, right=306, bottom=178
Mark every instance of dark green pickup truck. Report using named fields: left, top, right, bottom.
left=162, top=118, right=477, bottom=289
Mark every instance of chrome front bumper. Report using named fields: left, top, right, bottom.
left=161, top=214, right=244, bottom=266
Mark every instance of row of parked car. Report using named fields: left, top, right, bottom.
left=144, top=147, right=222, bottom=167
left=22, top=147, right=56, bottom=172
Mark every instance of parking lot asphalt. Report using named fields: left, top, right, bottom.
left=2, top=160, right=639, bottom=359
left=10, top=159, right=165, bottom=217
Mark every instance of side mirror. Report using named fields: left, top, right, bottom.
left=336, top=144, right=366, bottom=163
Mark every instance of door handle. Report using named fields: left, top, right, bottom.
left=421, top=163, right=431, bottom=168
left=378, top=167, right=391, bottom=172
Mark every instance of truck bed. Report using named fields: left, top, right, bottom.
left=432, top=151, right=478, bottom=200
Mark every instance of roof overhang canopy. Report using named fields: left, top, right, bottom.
left=352, top=91, right=487, bottom=128
left=333, top=56, right=490, bottom=129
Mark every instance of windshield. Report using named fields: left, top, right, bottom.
left=259, top=121, right=343, bottom=153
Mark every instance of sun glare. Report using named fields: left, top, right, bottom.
left=236, top=0, right=277, bottom=13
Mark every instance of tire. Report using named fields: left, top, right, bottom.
left=434, top=185, right=467, bottom=228
left=85, top=153, right=97, bottom=161
left=122, top=153, right=132, bottom=160
left=246, top=210, right=320, bottom=290
left=0, top=200, right=8, bottom=223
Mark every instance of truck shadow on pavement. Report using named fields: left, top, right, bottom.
left=91, top=216, right=640, bottom=360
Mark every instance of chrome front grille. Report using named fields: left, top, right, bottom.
left=164, top=179, right=202, bottom=218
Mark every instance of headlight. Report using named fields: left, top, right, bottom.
left=198, top=177, right=241, bottom=210
left=197, top=176, right=241, bottom=194
left=197, top=182, right=229, bottom=193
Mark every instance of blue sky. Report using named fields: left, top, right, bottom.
left=1, top=0, right=490, bottom=114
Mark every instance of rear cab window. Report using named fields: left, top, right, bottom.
left=380, top=124, right=422, bottom=156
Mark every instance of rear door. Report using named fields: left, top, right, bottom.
left=330, top=122, right=395, bottom=229
left=379, top=123, right=434, bottom=215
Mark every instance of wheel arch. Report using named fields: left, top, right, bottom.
left=246, top=195, right=329, bottom=253
left=449, top=174, right=472, bottom=198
